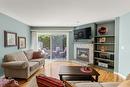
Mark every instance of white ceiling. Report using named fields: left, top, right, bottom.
left=0, top=0, right=130, bottom=26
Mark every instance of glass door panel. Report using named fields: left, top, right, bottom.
left=38, top=35, right=51, bottom=59
left=52, top=35, right=67, bottom=59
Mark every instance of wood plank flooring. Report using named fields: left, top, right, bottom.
left=17, top=60, right=123, bottom=87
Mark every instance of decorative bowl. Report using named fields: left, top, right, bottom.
left=80, top=67, right=92, bottom=73
left=98, top=26, right=108, bottom=35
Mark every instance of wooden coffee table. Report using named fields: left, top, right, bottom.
left=59, top=66, right=100, bottom=82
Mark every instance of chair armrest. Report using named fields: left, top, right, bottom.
left=1, top=61, right=29, bottom=69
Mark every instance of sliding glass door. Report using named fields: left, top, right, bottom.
left=38, top=34, right=67, bottom=60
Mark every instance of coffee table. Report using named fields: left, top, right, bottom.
left=59, top=66, right=100, bottom=82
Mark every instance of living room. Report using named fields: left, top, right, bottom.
left=0, top=0, right=130, bottom=87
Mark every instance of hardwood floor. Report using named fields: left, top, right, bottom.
left=17, top=60, right=123, bottom=87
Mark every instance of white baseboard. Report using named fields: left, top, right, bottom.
left=0, top=75, right=5, bottom=79
left=114, top=72, right=126, bottom=80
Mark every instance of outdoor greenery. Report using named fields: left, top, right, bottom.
left=38, top=34, right=66, bottom=50
left=38, top=35, right=50, bottom=49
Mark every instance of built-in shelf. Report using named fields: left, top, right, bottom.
left=94, top=50, right=114, bottom=54
left=94, top=43, right=115, bottom=45
left=94, top=21, right=115, bottom=71
left=92, top=65, right=114, bottom=72
left=94, top=57, right=114, bottom=62
left=95, top=35, right=115, bottom=37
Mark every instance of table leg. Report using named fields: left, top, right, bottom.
left=59, top=75, right=63, bottom=81
left=95, top=75, right=98, bottom=82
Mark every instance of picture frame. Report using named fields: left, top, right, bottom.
left=4, top=31, right=17, bottom=47
left=18, top=37, right=26, bottom=49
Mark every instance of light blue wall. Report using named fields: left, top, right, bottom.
left=0, top=13, right=30, bottom=76
left=118, top=12, right=130, bottom=77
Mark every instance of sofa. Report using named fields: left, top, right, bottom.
left=1, top=49, right=45, bottom=79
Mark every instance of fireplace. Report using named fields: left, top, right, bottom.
left=74, top=43, right=93, bottom=64
left=77, top=48, right=89, bottom=62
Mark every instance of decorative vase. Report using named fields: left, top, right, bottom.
left=98, top=26, right=108, bottom=35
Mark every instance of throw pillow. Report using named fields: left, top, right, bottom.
left=36, top=75, right=64, bottom=87
left=0, top=79, right=19, bottom=87
left=118, top=80, right=130, bottom=87
left=32, top=51, right=44, bottom=59
left=24, top=49, right=33, bottom=60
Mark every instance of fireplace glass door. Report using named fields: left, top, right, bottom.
left=77, top=48, right=89, bottom=62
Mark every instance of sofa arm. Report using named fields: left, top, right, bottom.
left=1, top=61, right=29, bottom=69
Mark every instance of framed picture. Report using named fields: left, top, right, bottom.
left=99, top=37, right=106, bottom=43
left=18, top=37, right=26, bottom=49
left=4, top=31, right=17, bottom=47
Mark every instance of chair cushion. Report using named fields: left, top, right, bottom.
left=24, top=49, right=33, bottom=60
left=36, top=75, right=64, bottom=87
left=74, top=82, right=102, bottom=87
left=30, top=59, right=44, bottom=65
left=29, top=62, right=39, bottom=71
left=67, top=81, right=91, bottom=86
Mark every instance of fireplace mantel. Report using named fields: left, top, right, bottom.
left=74, top=43, right=93, bottom=64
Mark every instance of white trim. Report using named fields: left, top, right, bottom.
left=0, top=75, right=4, bottom=79
left=50, top=35, right=52, bottom=59
left=114, top=72, right=126, bottom=80
left=66, top=33, right=69, bottom=60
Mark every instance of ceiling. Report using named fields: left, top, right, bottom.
left=0, top=0, right=130, bottom=26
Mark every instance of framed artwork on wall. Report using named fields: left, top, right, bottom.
left=18, top=37, right=26, bottom=49
left=4, top=31, right=17, bottom=47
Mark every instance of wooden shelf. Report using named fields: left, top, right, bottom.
left=94, top=43, right=115, bottom=45
left=94, top=57, right=114, bottom=62
left=94, top=50, right=114, bottom=54
left=95, top=35, right=115, bottom=37
left=92, top=65, right=114, bottom=72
